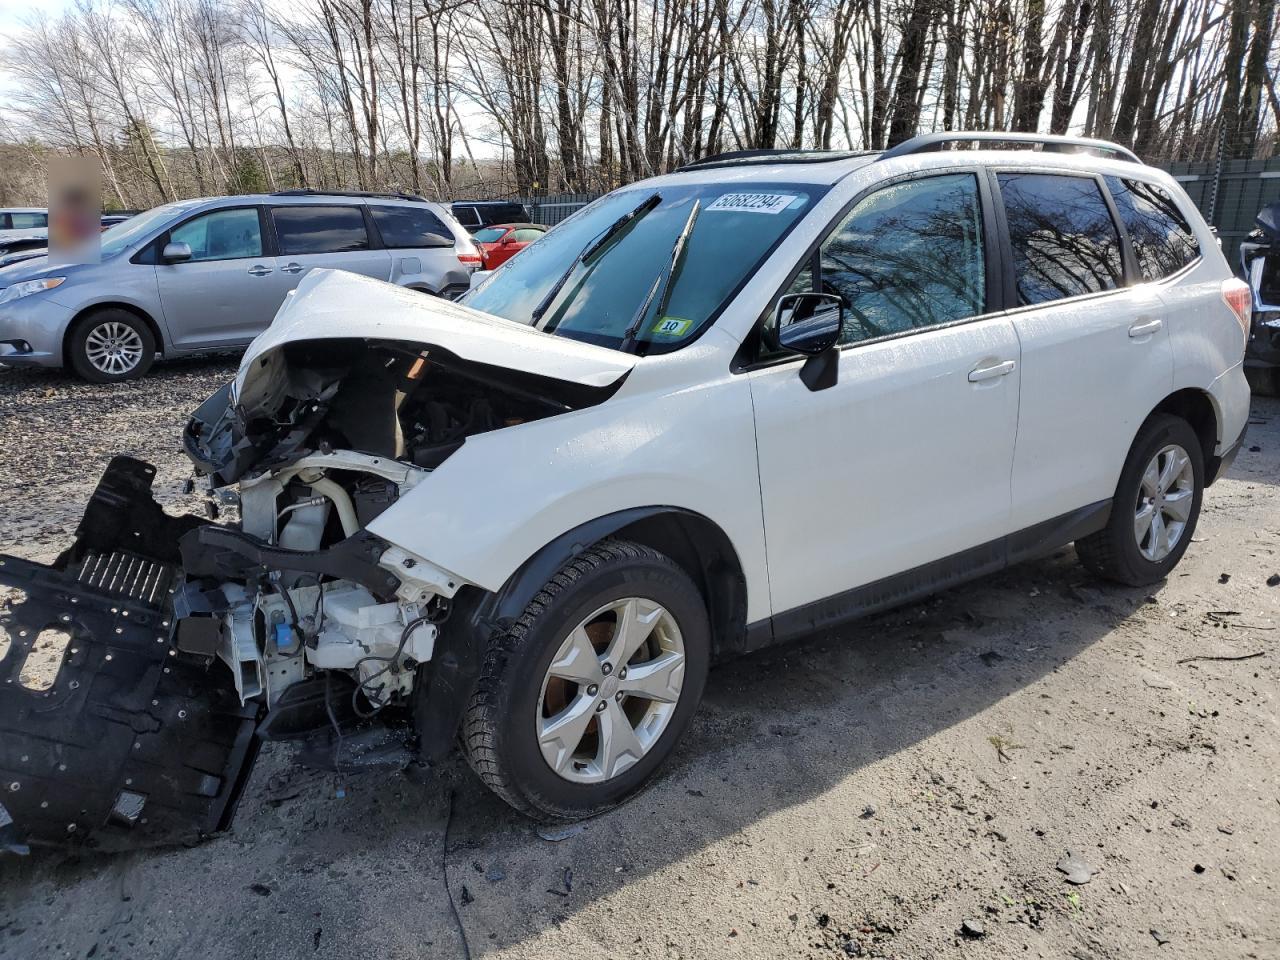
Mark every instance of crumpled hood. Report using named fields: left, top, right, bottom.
left=236, top=269, right=636, bottom=395
left=186, top=269, right=636, bottom=486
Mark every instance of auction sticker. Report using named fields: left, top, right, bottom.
left=652, top=316, right=694, bottom=337
left=706, top=193, right=798, bottom=214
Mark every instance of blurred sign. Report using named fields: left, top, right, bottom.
left=48, top=157, right=101, bottom=265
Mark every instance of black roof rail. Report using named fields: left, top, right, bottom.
left=879, top=132, right=1141, bottom=164
left=270, top=188, right=428, bottom=202
left=677, top=148, right=877, bottom=172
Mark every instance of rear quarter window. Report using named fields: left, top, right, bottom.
left=369, top=206, right=453, bottom=248
left=1105, top=177, right=1200, bottom=281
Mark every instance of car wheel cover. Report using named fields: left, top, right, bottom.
left=1134, top=443, right=1195, bottom=562
left=84, top=321, right=144, bottom=376
left=536, top=597, right=686, bottom=784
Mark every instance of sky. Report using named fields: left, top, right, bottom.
left=0, top=0, right=64, bottom=40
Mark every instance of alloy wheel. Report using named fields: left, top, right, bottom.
left=536, top=597, right=686, bottom=784
left=84, top=321, right=145, bottom=376
left=1134, top=443, right=1195, bottom=562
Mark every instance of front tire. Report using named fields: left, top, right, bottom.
left=1076, top=413, right=1204, bottom=586
left=67, top=309, right=156, bottom=382
left=461, top=539, right=710, bottom=821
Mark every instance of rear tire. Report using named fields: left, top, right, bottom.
left=1076, top=414, right=1204, bottom=586
left=1244, top=365, right=1279, bottom=397
left=461, top=539, right=710, bottom=821
left=67, top=309, right=156, bottom=383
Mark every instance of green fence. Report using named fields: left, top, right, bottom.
left=1158, top=157, right=1280, bottom=268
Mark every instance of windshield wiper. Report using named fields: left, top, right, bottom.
left=618, top=198, right=702, bottom=353
left=532, top=192, right=662, bottom=329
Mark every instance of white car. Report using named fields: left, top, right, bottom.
left=0, top=208, right=49, bottom=241
left=0, top=133, right=1252, bottom=849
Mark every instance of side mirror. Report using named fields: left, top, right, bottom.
left=162, top=241, right=193, bottom=263
left=775, top=292, right=843, bottom=355
left=501, top=235, right=516, bottom=245
left=774, top=292, right=843, bottom=391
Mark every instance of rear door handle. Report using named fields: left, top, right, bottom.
left=968, top=359, right=1017, bottom=382
left=1128, top=318, right=1163, bottom=338
left=247, top=265, right=273, bottom=277
left=281, top=262, right=304, bottom=274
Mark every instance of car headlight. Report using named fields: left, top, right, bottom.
left=0, top=277, right=66, bottom=305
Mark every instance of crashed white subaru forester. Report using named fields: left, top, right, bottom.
left=0, top=134, right=1252, bottom=851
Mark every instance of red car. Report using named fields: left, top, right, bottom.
left=473, top=222, right=548, bottom=269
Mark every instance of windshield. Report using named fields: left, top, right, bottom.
left=100, top=202, right=200, bottom=259
left=464, top=182, right=823, bottom=353
left=473, top=227, right=508, bottom=243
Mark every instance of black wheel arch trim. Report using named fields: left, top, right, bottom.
left=414, top=506, right=748, bottom=760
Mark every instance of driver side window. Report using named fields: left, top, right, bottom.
left=779, top=174, right=987, bottom=348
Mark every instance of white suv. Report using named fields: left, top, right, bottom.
left=0, top=134, right=1252, bottom=849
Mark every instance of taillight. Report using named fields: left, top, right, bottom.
left=1222, top=277, right=1252, bottom=347
left=457, top=252, right=482, bottom=267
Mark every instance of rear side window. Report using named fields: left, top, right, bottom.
left=369, top=206, right=453, bottom=248
left=1105, top=177, right=1200, bottom=280
left=998, top=173, right=1123, bottom=305
left=452, top=206, right=481, bottom=227
left=272, top=205, right=368, bottom=255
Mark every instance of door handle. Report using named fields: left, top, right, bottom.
left=247, top=265, right=273, bottom=277
left=1128, top=318, right=1163, bottom=338
left=280, top=262, right=304, bottom=274
left=967, top=359, right=1016, bottom=382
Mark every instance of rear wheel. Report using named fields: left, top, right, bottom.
left=67, top=309, right=156, bottom=382
left=1076, top=414, right=1204, bottom=586
left=461, top=539, right=710, bottom=820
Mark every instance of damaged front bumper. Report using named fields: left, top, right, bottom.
left=0, top=456, right=441, bottom=854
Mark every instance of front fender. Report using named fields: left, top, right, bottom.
left=364, top=366, right=770, bottom=624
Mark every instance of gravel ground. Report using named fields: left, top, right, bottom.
left=0, top=360, right=1278, bottom=960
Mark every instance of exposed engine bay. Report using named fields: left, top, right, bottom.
left=0, top=336, right=620, bottom=853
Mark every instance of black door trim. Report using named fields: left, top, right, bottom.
left=745, top=499, right=1112, bottom=651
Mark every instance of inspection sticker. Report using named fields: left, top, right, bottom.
left=705, top=193, right=798, bottom=215
left=652, top=316, right=694, bottom=337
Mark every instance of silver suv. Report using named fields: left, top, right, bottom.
left=0, top=191, right=480, bottom=382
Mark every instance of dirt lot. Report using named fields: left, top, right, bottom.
left=0, top=358, right=1277, bottom=960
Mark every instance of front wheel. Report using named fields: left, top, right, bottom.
left=1076, top=414, right=1204, bottom=586
left=67, top=309, right=156, bottom=382
left=461, top=540, right=710, bottom=820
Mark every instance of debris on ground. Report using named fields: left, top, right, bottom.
left=1150, top=928, right=1170, bottom=945
left=1056, top=851, right=1095, bottom=885
left=536, top=823, right=586, bottom=842
left=960, top=919, right=986, bottom=938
